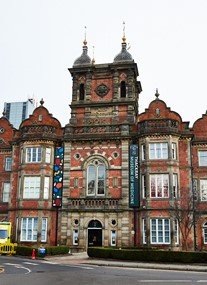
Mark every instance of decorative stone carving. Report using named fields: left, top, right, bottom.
left=95, top=83, right=110, bottom=97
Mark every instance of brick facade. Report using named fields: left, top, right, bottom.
left=0, top=38, right=207, bottom=251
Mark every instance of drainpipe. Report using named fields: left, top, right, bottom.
left=190, top=136, right=197, bottom=251
left=55, top=207, right=59, bottom=246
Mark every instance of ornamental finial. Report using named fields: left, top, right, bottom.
left=122, top=21, right=126, bottom=43
left=155, top=88, right=160, bottom=99
left=40, top=98, right=44, bottom=105
left=83, top=26, right=87, bottom=46
left=92, top=45, right=95, bottom=65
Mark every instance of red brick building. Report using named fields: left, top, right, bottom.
left=0, top=35, right=207, bottom=251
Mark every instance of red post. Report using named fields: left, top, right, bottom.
left=31, top=248, right=36, bottom=260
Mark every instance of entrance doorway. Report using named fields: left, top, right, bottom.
left=88, top=220, right=102, bottom=247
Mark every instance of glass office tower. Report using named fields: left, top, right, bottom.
left=4, top=99, right=36, bottom=129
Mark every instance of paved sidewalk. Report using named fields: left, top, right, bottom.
left=44, top=252, right=207, bottom=272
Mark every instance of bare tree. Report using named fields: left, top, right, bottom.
left=170, top=189, right=196, bottom=251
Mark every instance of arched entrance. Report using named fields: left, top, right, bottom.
left=88, top=220, right=102, bottom=247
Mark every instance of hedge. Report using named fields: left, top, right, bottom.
left=16, top=245, right=70, bottom=257
left=87, top=247, right=207, bottom=263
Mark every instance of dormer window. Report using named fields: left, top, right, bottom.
left=120, top=81, right=126, bottom=98
left=79, top=83, right=85, bottom=100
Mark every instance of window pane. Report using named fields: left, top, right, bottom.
left=87, top=166, right=95, bottom=195
left=5, top=157, right=12, bottom=171
left=201, top=179, right=207, bottom=201
left=162, top=143, right=168, bottom=159
left=46, top=148, right=51, bottom=163
left=26, top=147, right=42, bottom=163
left=3, top=183, right=10, bottom=202
left=199, top=151, right=207, bottom=166
left=23, top=177, right=40, bottom=199
left=21, top=217, right=38, bottom=242
left=97, top=165, right=105, bottom=195
left=143, top=219, right=146, bottom=244
left=149, top=143, right=168, bottom=159
left=26, top=148, right=31, bottom=162
left=41, top=218, right=47, bottom=242
left=44, top=177, right=49, bottom=199
left=150, top=176, right=156, bottom=197
left=150, top=174, right=169, bottom=198
left=150, top=218, right=170, bottom=244
left=173, top=174, right=178, bottom=198
left=149, top=144, right=155, bottom=159
left=204, top=227, right=207, bottom=244
left=172, top=143, right=177, bottom=159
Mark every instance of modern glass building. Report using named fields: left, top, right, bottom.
left=4, top=99, right=36, bottom=129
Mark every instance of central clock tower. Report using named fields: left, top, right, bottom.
left=62, top=33, right=142, bottom=251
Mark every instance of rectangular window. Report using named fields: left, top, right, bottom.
left=5, top=157, right=12, bottom=171
left=143, top=219, right=147, bottom=244
left=198, top=151, right=207, bottom=166
left=97, top=165, right=105, bottom=195
left=87, top=165, right=96, bottom=195
left=41, top=218, right=47, bottom=242
left=15, top=217, right=18, bottom=242
left=150, top=174, right=169, bottom=198
left=111, top=230, right=116, bottom=246
left=150, top=218, right=170, bottom=244
left=74, top=177, right=79, bottom=188
left=173, top=174, right=178, bottom=198
left=142, top=175, right=147, bottom=198
left=23, top=176, right=40, bottom=199
left=26, top=147, right=42, bottom=163
left=200, top=179, right=207, bottom=201
left=141, top=144, right=146, bottom=160
left=43, top=177, right=49, bottom=199
left=45, top=148, right=51, bottom=163
left=172, top=143, right=177, bottom=160
left=73, top=229, right=79, bottom=245
left=21, top=217, right=38, bottom=241
left=113, top=177, right=118, bottom=188
left=204, top=225, right=207, bottom=244
left=174, top=219, right=179, bottom=245
left=149, top=143, right=168, bottom=159
left=193, top=179, right=198, bottom=201
left=3, top=182, right=10, bottom=202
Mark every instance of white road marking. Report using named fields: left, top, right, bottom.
left=3, top=263, right=31, bottom=275
left=138, top=281, right=192, bottom=283
left=23, top=262, right=39, bottom=266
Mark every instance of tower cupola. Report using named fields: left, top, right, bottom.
left=113, top=22, right=133, bottom=63
left=73, top=27, right=92, bottom=66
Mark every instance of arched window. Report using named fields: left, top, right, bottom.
left=120, top=81, right=126, bottom=98
left=79, top=83, right=85, bottom=100
left=88, top=220, right=102, bottom=228
left=203, top=222, right=207, bottom=244
left=87, top=159, right=105, bottom=196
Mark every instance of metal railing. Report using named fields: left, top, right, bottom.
left=0, top=243, right=17, bottom=255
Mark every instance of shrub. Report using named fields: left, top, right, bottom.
left=87, top=247, right=207, bottom=263
left=16, top=245, right=70, bottom=257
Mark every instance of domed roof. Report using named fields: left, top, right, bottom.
left=73, top=40, right=92, bottom=67
left=113, top=41, right=133, bottom=63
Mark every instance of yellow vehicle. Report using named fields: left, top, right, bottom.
left=0, top=222, right=12, bottom=244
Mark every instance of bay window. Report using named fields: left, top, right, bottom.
left=150, top=174, right=169, bottom=198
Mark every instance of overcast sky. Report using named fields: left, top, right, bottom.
left=0, top=0, right=206, bottom=127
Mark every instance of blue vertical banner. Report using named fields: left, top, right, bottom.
left=129, top=145, right=139, bottom=207
left=53, top=146, right=64, bottom=207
